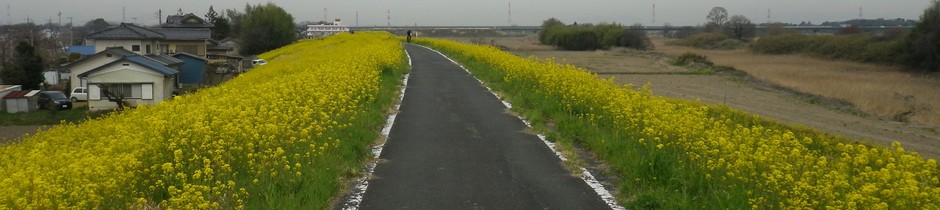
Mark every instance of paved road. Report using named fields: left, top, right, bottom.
left=358, top=44, right=610, bottom=209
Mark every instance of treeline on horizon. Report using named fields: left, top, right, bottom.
left=537, top=18, right=651, bottom=51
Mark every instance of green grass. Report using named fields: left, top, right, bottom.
left=0, top=105, right=109, bottom=126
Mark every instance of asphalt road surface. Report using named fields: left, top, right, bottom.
left=358, top=44, right=611, bottom=209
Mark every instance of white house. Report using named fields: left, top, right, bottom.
left=66, top=47, right=179, bottom=110
left=306, top=19, right=349, bottom=38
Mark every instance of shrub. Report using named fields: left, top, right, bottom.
left=672, top=52, right=713, bottom=66
left=669, top=33, right=741, bottom=50
left=752, top=33, right=906, bottom=64
left=538, top=19, right=651, bottom=51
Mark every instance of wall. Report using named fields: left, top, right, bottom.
left=92, top=40, right=160, bottom=54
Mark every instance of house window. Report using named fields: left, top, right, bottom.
left=146, top=45, right=151, bottom=54
left=97, top=83, right=152, bottom=99
left=132, top=45, right=141, bottom=52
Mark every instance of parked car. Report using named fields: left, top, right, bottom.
left=252, top=59, right=267, bottom=67
left=38, top=91, right=73, bottom=110
left=70, top=87, right=88, bottom=102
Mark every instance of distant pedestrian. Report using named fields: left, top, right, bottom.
left=407, top=30, right=413, bottom=42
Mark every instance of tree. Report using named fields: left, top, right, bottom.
left=706, top=7, right=729, bottom=33
left=206, top=6, right=231, bottom=40
left=905, top=0, right=940, bottom=71
left=225, top=6, right=248, bottom=38
left=238, top=3, right=296, bottom=55
left=212, top=17, right=232, bottom=40
left=205, top=6, right=219, bottom=23
left=0, top=41, right=44, bottom=89
left=538, top=18, right=565, bottom=44
left=726, top=15, right=756, bottom=40
left=84, top=18, right=110, bottom=33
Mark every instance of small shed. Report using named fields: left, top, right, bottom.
left=2, top=90, right=40, bottom=113
left=172, top=52, right=208, bottom=85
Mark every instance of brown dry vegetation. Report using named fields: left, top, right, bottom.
left=438, top=35, right=940, bottom=159
left=653, top=37, right=940, bottom=127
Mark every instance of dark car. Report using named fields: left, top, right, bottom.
left=38, top=91, right=73, bottom=110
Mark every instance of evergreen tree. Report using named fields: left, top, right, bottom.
left=0, top=41, right=44, bottom=89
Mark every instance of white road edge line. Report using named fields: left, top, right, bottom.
left=341, top=45, right=412, bottom=210
left=417, top=45, right=626, bottom=210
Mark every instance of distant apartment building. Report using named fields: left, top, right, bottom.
left=306, top=19, right=349, bottom=38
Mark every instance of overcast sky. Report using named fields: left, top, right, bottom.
left=1, top=0, right=933, bottom=27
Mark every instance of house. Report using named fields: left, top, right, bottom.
left=65, top=47, right=179, bottom=111
left=79, top=54, right=179, bottom=110
left=306, top=19, right=349, bottom=38
left=85, top=23, right=164, bottom=55
left=172, top=52, right=208, bottom=85
left=162, top=13, right=214, bottom=29
left=66, top=47, right=138, bottom=90
left=152, top=28, right=211, bottom=57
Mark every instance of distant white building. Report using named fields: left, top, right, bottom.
left=306, top=19, right=349, bottom=38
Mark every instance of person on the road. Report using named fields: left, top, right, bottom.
left=406, top=30, right=413, bottom=42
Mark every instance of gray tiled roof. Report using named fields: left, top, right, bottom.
left=63, top=47, right=137, bottom=69
left=87, top=23, right=165, bottom=40
left=151, top=28, right=211, bottom=40
left=78, top=55, right=178, bottom=77
left=163, top=13, right=214, bottom=28
left=146, top=54, right=184, bottom=66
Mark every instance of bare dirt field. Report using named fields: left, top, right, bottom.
left=439, top=35, right=940, bottom=159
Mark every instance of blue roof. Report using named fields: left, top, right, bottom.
left=66, top=46, right=95, bottom=55
left=78, top=55, right=178, bottom=77
left=124, top=56, right=179, bottom=75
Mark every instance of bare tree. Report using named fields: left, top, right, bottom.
left=97, top=84, right=128, bottom=110
left=706, top=7, right=729, bottom=33
left=726, top=15, right=756, bottom=40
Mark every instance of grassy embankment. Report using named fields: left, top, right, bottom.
left=413, top=37, right=940, bottom=209
left=0, top=32, right=408, bottom=209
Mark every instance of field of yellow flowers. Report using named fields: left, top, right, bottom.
left=412, top=37, right=940, bottom=209
left=0, top=32, right=407, bottom=209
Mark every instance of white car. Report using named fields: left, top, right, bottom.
left=70, top=87, right=88, bottom=102
left=252, top=59, right=267, bottom=67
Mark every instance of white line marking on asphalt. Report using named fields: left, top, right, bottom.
left=418, top=45, right=625, bottom=210
left=342, top=46, right=412, bottom=210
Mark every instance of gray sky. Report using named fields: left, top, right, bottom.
left=2, top=0, right=933, bottom=27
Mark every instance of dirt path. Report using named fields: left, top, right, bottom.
left=453, top=36, right=940, bottom=159
left=0, top=126, right=43, bottom=144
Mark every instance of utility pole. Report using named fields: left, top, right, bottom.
left=356, top=11, right=359, bottom=27
left=324, top=8, right=327, bottom=21
left=155, top=9, right=162, bottom=25
left=508, top=1, right=512, bottom=26
left=387, top=10, right=390, bottom=27
left=859, top=6, right=863, bottom=18
left=122, top=7, right=126, bottom=23
left=68, top=16, right=73, bottom=46
left=652, top=3, right=656, bottom=25
left=767, top=9, right=771, bottom=24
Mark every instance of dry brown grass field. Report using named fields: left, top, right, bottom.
left=439, top=35, right=940, bottom=159
left=652, top=38, right=940, bottom=128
